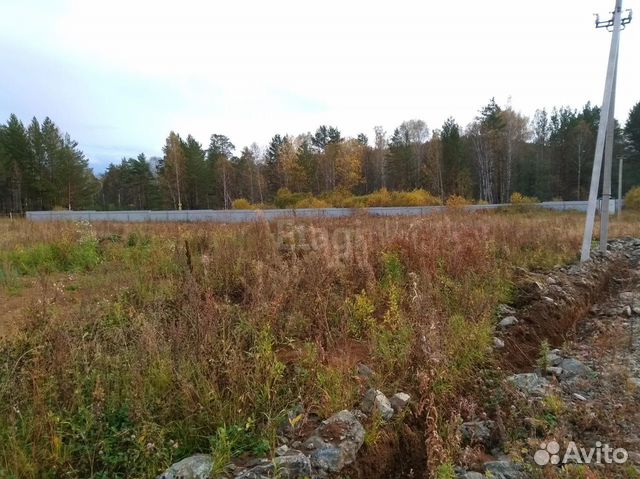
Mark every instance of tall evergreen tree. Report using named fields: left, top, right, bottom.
left=623, top=101, right=640, bottom=194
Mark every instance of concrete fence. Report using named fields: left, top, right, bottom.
left=26, top=200, right=621, bottom=223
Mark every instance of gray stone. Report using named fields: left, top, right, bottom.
left=460, top=420, right=496, bottom=446
left=507, top=373, right=550, bottom=396
left=558, top=358, right=593, bottom=378
left=303, top=410, right=365, bottom=477
left=620, top=292, right=635, bottom=302
left=493, top=337, right=505, bottom=349
left=350, top=408, right=367, bottom=421
left=483, top=460, right=525, bottom=479
left=546, top=351, right=563, bottom=366
left=573, top=393, right=587, bottom=401
left=360, top=389, right=394, bottom=420
left=462, top=473, right=486, bottom=479
left=235, top=451, right=311, bottom=479
left=499, top=316, right=518, bottom=328
left=623, top=305, right=633, bottom=317
left=309, top=447, right=343, bottom=475
left=389, top=392, right=411, bottom=412
left=158, top=454, right=213, bottom=479
left=497, top=304, right=516, bottom=316
left=628, top=451, right=640, bottom=465
left=356, top=363, right=375, bottom=378
left=633, top=306, right=640, bottom=315
left=273, top=452, right=312, bottom=478
left=275, top=445, right=289, bottom=456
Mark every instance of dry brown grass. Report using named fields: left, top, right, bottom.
left=0, top=210, right=638, bottom=478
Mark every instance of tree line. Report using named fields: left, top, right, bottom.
left=1, top=98, right=639, bottom=213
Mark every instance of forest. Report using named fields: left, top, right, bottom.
left=1, top=98, right=639, bottom=212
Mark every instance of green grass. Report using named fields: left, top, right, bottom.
left=4, top=239, right=101, bottom=275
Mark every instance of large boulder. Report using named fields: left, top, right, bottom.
left=303, top=410, right=365, bottom=477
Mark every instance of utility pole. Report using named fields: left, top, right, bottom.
left=617, top=157, right=623, bottom=217
left=599, top=63, right=617, bottom=251
left=580, top=0, right=632, bottom=262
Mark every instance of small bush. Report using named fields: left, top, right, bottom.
left=445, top=195, right=472, bottom=208
left=624, top=186, right=640, bottom=210
left=435, top=462, right=457, bottom=479
left=536, top=339, right=550, bottom=372
left=338, top=196, right=367, bottom=208
left=294, top=197, right=330, bottom=209
left=319, top=189, right=352, bottom=207
left=364, top=188, right=393, bottom=207
left=345, top=291, right=375, bottom=339
left=232, top=198, right=252, bottom=210
left=274, top=188, right=311, bottom=209
left=510, top=192, right=539, bottom=204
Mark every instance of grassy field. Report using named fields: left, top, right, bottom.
left=1, top=210, right=639, bottom=478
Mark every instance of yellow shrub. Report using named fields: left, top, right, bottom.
left=231, top=198, right=252, bottom=209
left=363, top=188, right=441, bottom=207
left=364, top=188, right=393, bottom=207
left=624, top=186, right=640, bottom=210
left=445, top=195, right=472, bottom=208
left=337, top=196, right=366, bottom=208
left=319, top=189, right=351, bottom=207
left=391, top=189, right=442, bottom=206
left=294, top=197, right=331, bottom=209
left=510, top=192, right=539, bottom=204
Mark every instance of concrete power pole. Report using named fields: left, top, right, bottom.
left=580, top=0, right=632, bottom=262
left=618, top=157, right=624, bottom=217
left=599, top=63, right=617, bottom=251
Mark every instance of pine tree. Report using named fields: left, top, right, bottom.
left=623, top=101, right=640, bottom=194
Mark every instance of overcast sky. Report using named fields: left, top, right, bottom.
left=1, top=0, right=638, bottom=172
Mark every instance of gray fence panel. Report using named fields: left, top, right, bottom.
left=26, top=200, right=623, bottom=223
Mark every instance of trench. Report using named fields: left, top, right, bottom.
left=340, top=246, right=633, bottom=479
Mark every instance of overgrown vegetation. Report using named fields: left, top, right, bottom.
left=0, top=211, right=639, bottom=478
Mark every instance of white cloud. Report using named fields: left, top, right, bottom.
left=1, top=0, right=638, bottom=170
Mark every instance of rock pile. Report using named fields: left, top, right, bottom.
left=158, top=388, right=409, bottom=479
